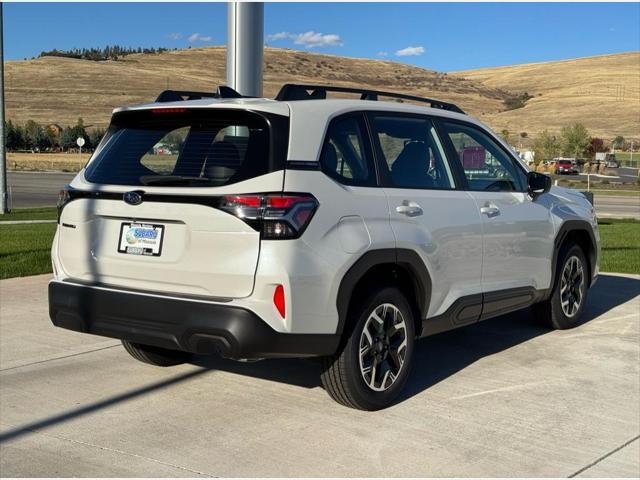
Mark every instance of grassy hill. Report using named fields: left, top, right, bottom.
left=4, top=47, right=639, bottom=141
left=4, top=46, right=507, bottom=129
left=453, top=51, right=640, bottom=140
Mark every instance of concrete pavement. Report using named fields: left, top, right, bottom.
left=1, top=273, right=638, bottom=477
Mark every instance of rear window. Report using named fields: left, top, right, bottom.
left=85, top=109, right=288, bottom=187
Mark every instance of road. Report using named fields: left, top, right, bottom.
left=571, top=167, right=639, bottom=184
left=594, top=195, right=640, bottom=218
left=0, top=273, right=638, bottom=476
left=6, top=172, right=74, bottom=208
left=6, top=171, right=639, bottom=218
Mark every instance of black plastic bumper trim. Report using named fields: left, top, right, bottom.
left=49, top=281, right=340, bottom=359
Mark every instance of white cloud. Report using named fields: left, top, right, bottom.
left=266, top=31, right=343, bottom=49
left=395, top=46, right=425, bottom=57
left=376, top=51, right=388, bottom=57
left=293, top=31, right=342, bottom=48
left=167, top=32, right=182, bottom=40
left=188, top=33, right=213, bottom=43
left=267, top=32, right=291, bottom=41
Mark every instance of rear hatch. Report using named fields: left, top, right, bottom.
left=57, top=107, right=289, bottom=298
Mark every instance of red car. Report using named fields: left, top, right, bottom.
left=555, top=159, right=579, bottom=175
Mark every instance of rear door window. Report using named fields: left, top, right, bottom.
left=370, top=114, right=456, bottom=190
left=85, top=109, right=287, bottom=187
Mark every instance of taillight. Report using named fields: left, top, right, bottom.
left=218, top=193, right=318, bottom=240
left=56, top=187, right=72, bottom=223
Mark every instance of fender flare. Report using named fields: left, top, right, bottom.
left=550, top=219, right=598, bottom=295
left=335, top=249, right=432, bottom=335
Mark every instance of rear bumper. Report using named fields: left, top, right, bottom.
left=48, top=281, right=340, bottom=359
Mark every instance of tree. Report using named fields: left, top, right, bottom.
left=5, top=120, right=25, bottom=151
left=59, top=127, right=77, bottom=151
left=588, top=138, right=606, bottom=157
left=500, top=129, right=511, bottom=144
left=561, top=123, right=590, bottom=158
left=88, top=128, right=106, bottom=149
left=532, top=129, right=560, bottom=162
left=612, top=135, right=625, bottom=150
left=61, top=123, right=87, bottom=150
left=503, top=92, right=533, bottom=111
left=46, top=125, right=60, bottom=149
left=519, top=132, right=528, bottom=148
left=23, top=120, right=51, bottom=151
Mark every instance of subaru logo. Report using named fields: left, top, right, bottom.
left=123, top=191, right=142, bottom=205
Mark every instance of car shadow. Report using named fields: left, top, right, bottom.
left=191, top=274, right=640, bottom=402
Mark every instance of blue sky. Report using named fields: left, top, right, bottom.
left=4, top=2, right=639, bottom=71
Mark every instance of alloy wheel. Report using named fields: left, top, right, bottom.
left=560, top=255, right=585, bottom=318
left=358, top=303, right=408, bottom=392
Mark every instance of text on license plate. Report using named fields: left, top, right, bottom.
left=118, top=223, right=164, bottom=256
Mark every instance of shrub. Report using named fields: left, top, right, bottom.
left=503, top=92, right=533, bottom=111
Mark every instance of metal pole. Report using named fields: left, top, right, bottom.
left=227, top=2, right=264, bottom=97
left=0, top=3, right=8, bottom=214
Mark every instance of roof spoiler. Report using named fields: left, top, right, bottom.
left=155, top=86, right=245, bottom=103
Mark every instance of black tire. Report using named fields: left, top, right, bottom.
left=320, top=287, right=415, bottom=410
left=121, top=340, right=193, bottom=367
left=534, top=243, right=589, bottom=330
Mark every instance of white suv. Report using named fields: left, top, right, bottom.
left=50, top=84, right=600, bottom=410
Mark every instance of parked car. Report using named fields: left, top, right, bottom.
left=50, top=84, right=600, bottom=410
left=596, top=152, right=619, bottom=168
left=554, top=159, right=579, bottom=175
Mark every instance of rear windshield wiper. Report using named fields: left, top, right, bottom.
left=139, top=175, right=212, bottom=186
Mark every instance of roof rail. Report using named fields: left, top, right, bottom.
left=155, top=86, right=244, bottom=103
left=275, top=84, right=465, bottom=114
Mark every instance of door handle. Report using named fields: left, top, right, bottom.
left=480, top=202, right=500, bottom=218
left=396, top=201, right=423, bottom=217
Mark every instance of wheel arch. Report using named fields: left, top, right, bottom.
left=551, top=220, right=598, bottom=292
left=335, top=249, right=432, bottom=339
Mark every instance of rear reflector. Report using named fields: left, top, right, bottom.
left=273, top=285, right=286, bottom=318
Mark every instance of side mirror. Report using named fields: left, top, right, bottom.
left=528, top=171, right=551, bottom=197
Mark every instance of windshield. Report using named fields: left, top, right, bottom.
left=85, top=109, right=287, bottom=187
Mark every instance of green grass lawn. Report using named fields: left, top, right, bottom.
left=0, top=210, right=638, bottom=280
left=597, top=218, right=640, bottom=275
left=0, top=223, right=57, bottom=279
left=612, top=152, right=640, bottom=167
left=0, top=207, right=57, bottom=221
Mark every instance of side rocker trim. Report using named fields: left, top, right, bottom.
left=421, top=286, right=546, bottom=338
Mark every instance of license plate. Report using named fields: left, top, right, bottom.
left=118, top=223, right=164, bottom=256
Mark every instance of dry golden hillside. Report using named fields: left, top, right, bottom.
left=4, top=46, right=507, bottom=129
left=454, top=52, right=640, bottom=140
left=5, top=47, right=639, bottom=141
